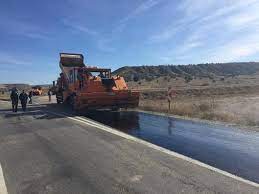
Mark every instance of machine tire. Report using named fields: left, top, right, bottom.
left=68, top=94, right=76, bottom=111
left=56, top=92, right=63, bottom=104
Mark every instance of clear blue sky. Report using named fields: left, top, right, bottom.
left=0, top=0, right=259, bottom=84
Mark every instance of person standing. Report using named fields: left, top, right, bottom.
left=19, top=90, right=28, bottom=111
left=48, top=89, right=52, bottom=102
left=10, top=88, right=19, bottom=112
left=28, top=91, right=33, bottom=104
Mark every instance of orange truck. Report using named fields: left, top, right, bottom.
left=32, top=86, right=43, bottom=96
left=55, top=53, right=139, bottom=111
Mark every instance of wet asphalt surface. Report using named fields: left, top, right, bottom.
left=83, top=110, right=259, bottom=183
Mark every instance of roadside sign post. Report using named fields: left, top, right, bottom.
left=167, top=87, right=176, bottom=111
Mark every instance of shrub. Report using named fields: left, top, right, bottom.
left=198, top=103, right=211, bottom=112
left=184, top=75, right=193, bottom=83
left=133, top=75, right=140, bottom=82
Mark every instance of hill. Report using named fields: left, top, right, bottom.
left=0, top=84, right=31, bottom=92
left=113, top=62, right=259, bottom=82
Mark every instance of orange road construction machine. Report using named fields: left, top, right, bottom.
left=55, top=53, right=139, bottom=111
left=32, top=86, right=43, bottom=96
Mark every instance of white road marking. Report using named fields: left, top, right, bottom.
left=0, top=164, right=8, bottom=194
left=45, top=109, right=259, bottom=188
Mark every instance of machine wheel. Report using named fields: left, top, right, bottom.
left=56, top=92, right=63, bottom=104
left=69, top=94, right=76, bottom=111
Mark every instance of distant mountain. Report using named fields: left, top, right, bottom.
left=0, top=84, right=53, bottom=91
left=113, top=62, right=259, bottom=82
left=0, top=84, right=31, bottom=91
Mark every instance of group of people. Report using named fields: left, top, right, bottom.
left=10, top=88, right=32, bottom=112
left=10, top=88, right=53, bottom=112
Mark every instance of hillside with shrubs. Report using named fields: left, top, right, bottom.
left=113, top=62, right=259, bottom=82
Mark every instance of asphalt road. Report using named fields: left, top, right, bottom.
left=84, top=109, right=259, bottom=183
left=0, top=98, right=258, bottom=194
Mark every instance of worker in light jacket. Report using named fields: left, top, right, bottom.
left=48, top=89, right=52, bottom=102
left=28, top=91, right=33, bottom=104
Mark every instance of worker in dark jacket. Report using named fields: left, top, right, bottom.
left=19, top=90, right=28, bottom=111
left=10, top=88, right=19, bottom=112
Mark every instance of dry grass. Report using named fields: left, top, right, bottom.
left=130, top=71, right=259, bottom=127
left=139, top=94, right=259, bottom=127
